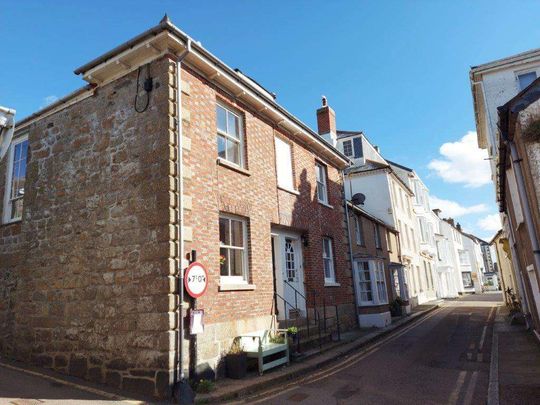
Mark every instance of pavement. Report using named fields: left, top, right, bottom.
left=0, top=360, right=148, bottom=405
left=494, top=303, right=540, bottom=404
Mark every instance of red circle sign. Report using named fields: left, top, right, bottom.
left=184, top=262, right=209, bottom=298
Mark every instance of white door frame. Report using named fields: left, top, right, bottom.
left=271, top=229, right=306, bottom=320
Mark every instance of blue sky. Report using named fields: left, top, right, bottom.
left=3, top=1, right=540, bottom=240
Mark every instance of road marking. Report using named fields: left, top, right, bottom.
left=479, top=326, right=487, bottom=352
left=448, top=371, right=467, bottom=405
left=487, top=307, right=499, bottom=405
left=463, top=371, right=479, bottom=404
left=247, top=307, right=445, bottom=404
left=0, top=362, right=142, bottom=404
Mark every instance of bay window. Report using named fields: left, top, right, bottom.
left=355, top=259, right=388, bottom=305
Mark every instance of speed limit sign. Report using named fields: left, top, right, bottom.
left=184, top=262, right=208, bottom=298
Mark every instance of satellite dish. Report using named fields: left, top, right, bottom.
left=0, top=106, right=16, bottom=161
left=351, top=193, right=366, bottom=206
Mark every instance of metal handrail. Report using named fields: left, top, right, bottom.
left=275, top=284, right=342, bottom=354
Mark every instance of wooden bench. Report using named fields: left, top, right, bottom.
left=237, top=329, right=289, bottom=375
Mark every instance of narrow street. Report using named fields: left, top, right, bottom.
left=255, top=293, right=501, bottom=404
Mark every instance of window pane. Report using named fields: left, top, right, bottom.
left=231, top=219, right=244, bottom=247
left=231, top=248, right=244, bottom=277
left=217, top=135, right=226, bottom=159
left=217, top=105, right=227, bottom=132
left=518, top=72, right=537, bottom=90
left=227, top=112, right=240, bottom=139
left=324, top=258, right=331, bottom=279
left=322, top=238, right=329, bottom=256
left=343, top=140, right=353, bottom=157
left=226, top=139, right=240, bottom=165
left=220, top=248, right=229, bottom=276
left=219, top=217, right=230, bottom=245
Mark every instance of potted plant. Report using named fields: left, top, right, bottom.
left=389, top=297, right=404, bottom=316
left=225, top=339, right=247, bottom=379
left=287, top=326, right=298, bottom=344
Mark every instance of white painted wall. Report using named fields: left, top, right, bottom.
left=345, top=171, right=394, bottom=227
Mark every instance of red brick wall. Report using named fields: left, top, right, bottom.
left=181, top=64, right=354, bottom=325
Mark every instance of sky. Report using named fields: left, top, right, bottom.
left=3, top=0, right=540, bottom=241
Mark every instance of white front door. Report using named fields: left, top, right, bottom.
left=272, top=231, right=306, bottom=320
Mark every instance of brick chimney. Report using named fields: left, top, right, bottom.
left=316, top=96, right=337, bottom=147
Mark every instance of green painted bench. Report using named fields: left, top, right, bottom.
left=238, top=329, right=290, bottom=375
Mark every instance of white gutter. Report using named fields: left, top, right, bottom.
left=175, top=38, right=192, bottom=398
left=0, top=106, right=16, bottom=161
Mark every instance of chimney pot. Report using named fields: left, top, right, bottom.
left=322, top=95, right=327, bottom=107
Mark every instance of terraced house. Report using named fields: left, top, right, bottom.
left=0, top=17, right=357, bottom=399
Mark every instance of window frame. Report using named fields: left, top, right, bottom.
left=342, top=139, right=353, bottom=157
left=461, top=271, right=473, bottom=288
left=374, top=223, right=382, bottom=249
left=216, top=102, right=245, bottom=168
left=3, top=134, right=29, bottom=224
left=354, top=215, right=364, bottom=246
left=322, top=237, right=336, bottom=283
left=315, top=162, right=329, bottom=205
left=219, top=213, right=249, bottom=284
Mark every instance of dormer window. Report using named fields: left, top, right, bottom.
left=340, top=137, right=363, bottom=159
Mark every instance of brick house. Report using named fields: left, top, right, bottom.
left=0, top=17, right=356, bottom=398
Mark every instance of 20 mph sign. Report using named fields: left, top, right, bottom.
left=184, top=262, right=208, bottom=298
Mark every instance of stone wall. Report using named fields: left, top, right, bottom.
left=0, top=56, right=176, bottom=398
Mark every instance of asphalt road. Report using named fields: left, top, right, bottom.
left=255, top=293, right=502, bottom=405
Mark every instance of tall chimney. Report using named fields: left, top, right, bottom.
left=316, top=96, right=337, bottom=147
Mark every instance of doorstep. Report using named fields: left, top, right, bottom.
left=196, top=303, right=440, bottom=404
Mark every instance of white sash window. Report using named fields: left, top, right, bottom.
left=3, top=135, right=28, bottom=223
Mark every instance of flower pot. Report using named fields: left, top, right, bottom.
left=226, top=352, right=247, bottom=379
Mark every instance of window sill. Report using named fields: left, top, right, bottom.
left=219, top=283, right=256, bottom=291
left=358, top=302, right=389, bottom=307
left=277, top=185, right=300, bottom=195
left=324, top=282, right=341, bottom=287
left=318, top=200, right=333, bottom=209
left=217, top=158, right=251, bottom=176
left=1, top=218, right=22, bottom=226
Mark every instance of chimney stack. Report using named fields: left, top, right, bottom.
left=316, top=96, right=337, bottom=147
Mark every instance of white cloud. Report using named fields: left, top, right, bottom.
left=477, top=214, right=502, bottom=232
left=430, top=195, right=488, bottom=218
left=41, top=95, right=58, bottom=108
left=428, top=131, right=491, bottom=188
